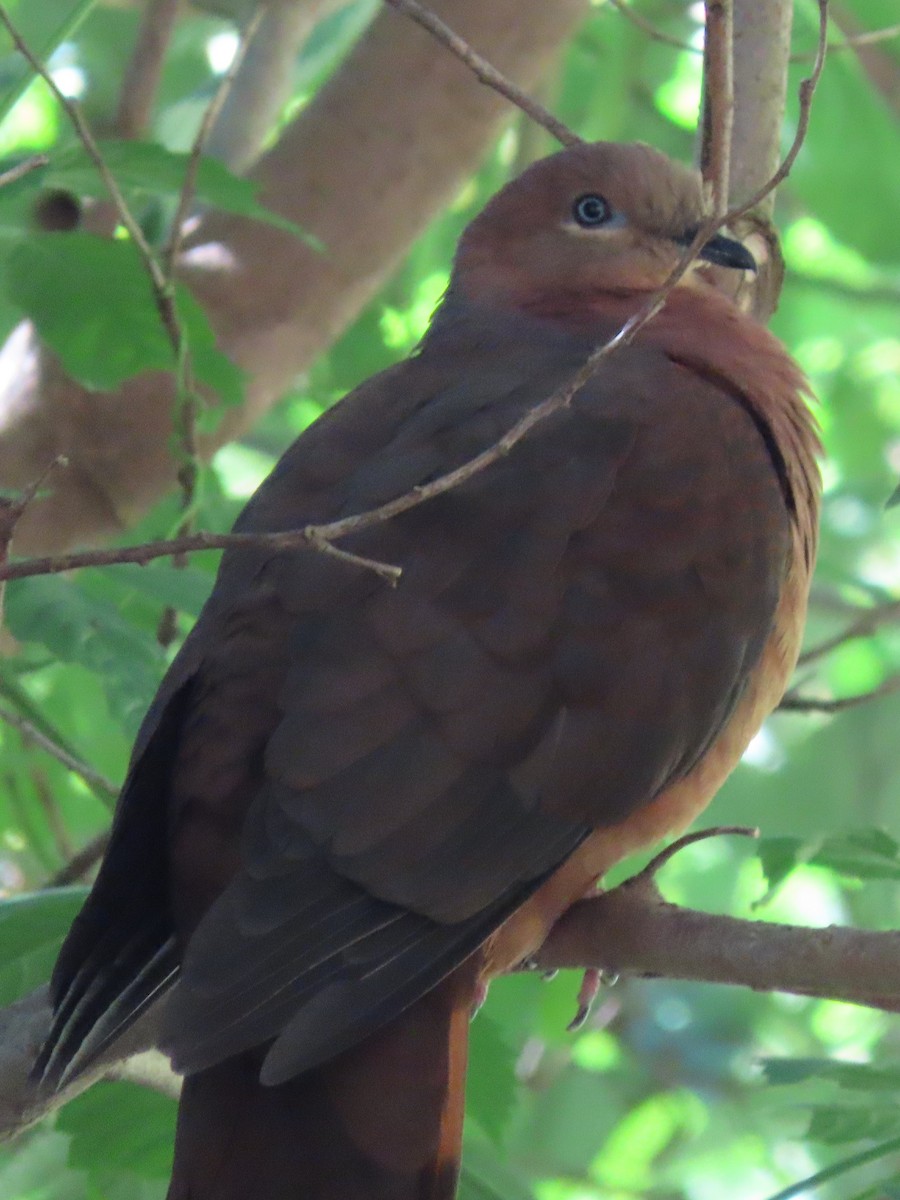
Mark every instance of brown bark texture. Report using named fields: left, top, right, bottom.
left=0, top=0, right=587, bottom=555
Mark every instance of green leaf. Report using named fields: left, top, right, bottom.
left=99, top=562, right=212, bottom=618
left=811, top=829, right=900, bottom=884
left=756, top=836, right=805, bottom=892
left=2, top=230, right=242, bottom=404
left=45, top=141, right=322, bottom=247
left=5, top=574, right=164, bottom=734
left=762, top=1057, right=900, bottom=1092
left=0, top=0, right=97, bottom=129
left=0, top=887, right=87, bottom=1004
left=4, top=232, right=174, bottom=387
left=806, top=1104, right=900, bottom=1146
left=58, top=1079, right=176, bottom=1181
left=175, top=281, right=244, bottom=410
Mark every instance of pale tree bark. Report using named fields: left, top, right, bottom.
left=0, top=0, right=588, bottom=554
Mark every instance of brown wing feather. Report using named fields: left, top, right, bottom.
left=42, top=304, right=792, bottom=1092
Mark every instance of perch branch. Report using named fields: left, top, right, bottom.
left=6, top=851, right=900, bottom=1138
left=533, top=876, right=900, bottom=1014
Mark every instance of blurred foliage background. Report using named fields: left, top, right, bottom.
left=1, top=1, right=900, bottom=1198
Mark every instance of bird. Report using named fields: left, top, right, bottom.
left=35, top=141, right=821, bottom=1200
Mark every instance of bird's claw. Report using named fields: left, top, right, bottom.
left=567, top=968, right=602, bottom=1032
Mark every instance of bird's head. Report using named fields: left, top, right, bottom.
left=451, top=141, right=755, bottom=310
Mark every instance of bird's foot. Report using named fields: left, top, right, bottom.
left=470, top=979, right=490, bottom=1020
left=567, top=968, right=602, bottom=1032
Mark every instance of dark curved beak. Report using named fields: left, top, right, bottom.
left=676, top=227, right=756, bottom=272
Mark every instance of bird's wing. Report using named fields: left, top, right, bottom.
left=41, top=323, right=793, bottom=1089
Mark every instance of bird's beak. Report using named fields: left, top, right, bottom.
left=677, top=228, right=756, bottom=272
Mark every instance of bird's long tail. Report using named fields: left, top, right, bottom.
left=166, top=963, right=477, bottom=1200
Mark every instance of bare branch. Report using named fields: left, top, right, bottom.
left=726, top=0, right=829, bottom=221
left=779, top=674, right=900, bottom=714
left=608, top=1, right=899, bottom=62
left=0, top=154, right=49, bottom=189
left=632, top=825, right=758, bottom=883
left=162, top=5, right=268, bottom=279
left=0, top=527, right=402, bottom=585
left=115, top=0, right=181, bottom=139
left=0, top=456, right=67, bottom=564
left=701, top=1, right=734, bottom=216
left=163, top=4, right=267, bottom=526
left=0, top=6, right=181, bottom=353
left=606, top=0, right=693, bottom=52
left=205, top=1, right=350, bottom=173
left=383, top=0, right=582, bottom=147
left=0, top=212, right=744, bottom=591
left=0, top=702, right=119, bottom=801
left=48, top=830, right=111, bottom=888
left=7, top=865, right=900, bottom=1135
left=533, top=881, right=900, bottom=1014
left=799, top=600, right=900, bottom=665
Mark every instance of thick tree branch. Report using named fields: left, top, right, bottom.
left=205, top=0, right=351, bottom=173
left=0, top=0, right=588, bottom=556
left=115, top=0, right=180, bottom=140
left=532, top=875, right=900, bottom=1014
left=5, top=855, right=900, bottom=1139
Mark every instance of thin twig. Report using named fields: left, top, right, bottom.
left=606, top=0, right=693, bottom=52
left=607, top=0, right=898, bottom=62
left=0, top=3, right=826, bottom=593
left=382, top=0, right=582, bottom=148
left=0, top=154, right=49, bottom=189
left=633, top=825, right=759, bottom=883
left=0, top=702, right=118, bottom=800
left=780, top=673, right=900, bottom=714
left=163, top=4, right=268, bottom=278
left=0, top=6, right=181, bottom=355
left=0, top=211, right=721, bottom=590
left=115, top=0, right=180, bottom=139
left=0, top=528, right=402, bottom=585
left=725, top=0, right=829, bottom=221
left=799, top=600, right=900, bottom=665
left=48, top=830, right=111, bottom=887
left=31, top=770, right=74, bottom=863
left=163, top=5, right=267, bottom=528
left=0, top=456, right=67, bottom=561
left=701, top=0, right=734, bottom=216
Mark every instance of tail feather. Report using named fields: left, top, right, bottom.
left=167, top=963, right=477, bottom=1200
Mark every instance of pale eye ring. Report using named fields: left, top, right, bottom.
left=572, top=193, right=612, bottom=227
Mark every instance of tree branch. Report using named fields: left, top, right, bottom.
left=531, top=873, right=900, bottom=1014
left=205, top=0, right=351, bottom=174
left=0, top=0, right=589, bottom=556
left=115, top=0, right=181, bottom=140
left=700, top=0, right=734, bottom=216
left=779, top=674, right=900, bottom=714
left=6, top=851, right=900, bottom=1138
left=383, top=0, right=581, bottom=147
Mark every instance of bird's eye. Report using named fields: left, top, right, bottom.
left=572, top=194, right=612, bottom=227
